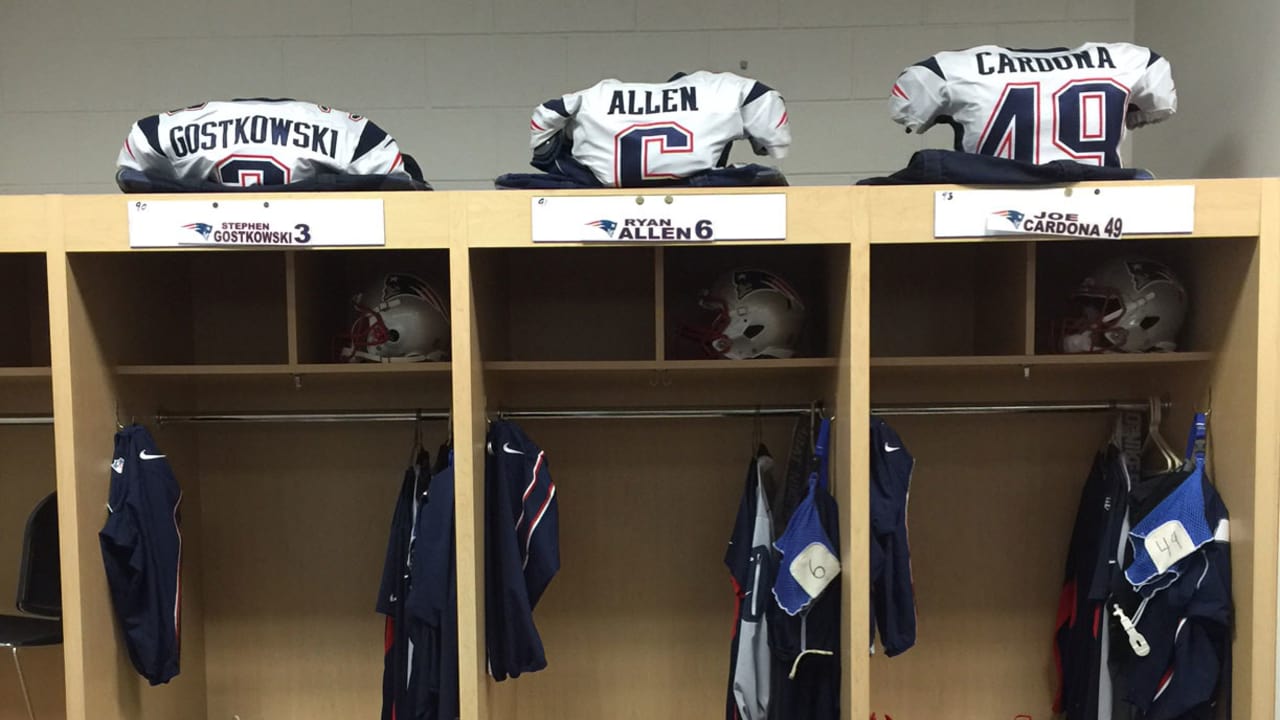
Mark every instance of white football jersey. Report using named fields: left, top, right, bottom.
left=530, top=71, right=791, bottom=187
left=117, top=99, right=411, bottom=186
left=890, top=43, right=1176, bottom=167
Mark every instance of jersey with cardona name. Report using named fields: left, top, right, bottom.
left=116, top=99, right=410, bottom=187
left=530, top=71, right=791, bottom=187
left=890, top=43, right=1176, bottom=167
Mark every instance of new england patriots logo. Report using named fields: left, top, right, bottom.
left=585, top=219, right=618, bottom=238
left=991, top=210, right=1025, bottom=228
left=384, top=274, right=449, bottom=318
left=182, top=222, right=213, bottom=240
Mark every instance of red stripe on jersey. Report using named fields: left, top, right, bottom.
left=1153, top=666, right=1175, bottom=701
left=172, top=492, right=183, bottom=651
left=392, top=152, right=403, bottom=171
left=514, top=451, right=546, bottom=531
left=522, top=483, right=556, bottom=569
left=892, top=84, right=910, bottom=100
left=531, top=119, right=545, bottom=131
left=124, top=138, right=136, bottom=160
left=776, top=111, right=789, bottom=128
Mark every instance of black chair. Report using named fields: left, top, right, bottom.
left=0, top=493, right=61, bottom=720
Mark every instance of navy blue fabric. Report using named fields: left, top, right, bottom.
left=496, top=162, right=787, bottom=189
left=378, top=464, right=426, bottom=720
left=485, top=421, right=560, bottom=681
left=1116, top=469, right=1231, bottom=720
left=136, top=115, right=164, bottom=154
left=856, top=149, right=1154, bottom=186
left=542, top=98, right=570, bottom=117
left=766, top=417, right=840, bottom=720
left=497, top=132, right=788, bottom=189
left=116, top=167, right=432, bottom=193
left=99, top=424, right=182, bottom=686
left=913, top=56, right=946, bottom=80
left=353, top=121, right=391, bottom=163
left=724, top=449, right=776, bottom=719
left=405, top=456, right=459, bottom=720
left=869, top=417, right=916, bottom=657
left=1054, top=446, right=1129, bottom=720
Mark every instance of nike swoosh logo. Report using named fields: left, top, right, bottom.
left=502, top=442, right=524, bottom=455
left=884, top=443, right=901, bottom=453
left=139, top=450, right=167, bottom=460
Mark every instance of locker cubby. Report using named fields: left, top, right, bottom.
left=871, top=242, right=1032, bottom=358
left=67, top=251, right=289, bottom=366
left=291, top=249, right=451, bottom=365
left=1033, top=237, right=1255, bottom=354
left=0, top=252, right=59, bottom=718
left=471, top=246, right=656, bottom=362
left=0, top=253, right=51, bottom=368
left=663, top=243, right=845, bottom=360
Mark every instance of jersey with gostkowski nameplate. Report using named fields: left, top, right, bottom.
left=890, top=43, right=1176, bottom=167
left=116, top=99, right=411, bottom=188
left=530, top=71, right=791, bottom=187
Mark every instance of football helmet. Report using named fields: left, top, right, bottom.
left=339, top=273, right=450, bottom=362
left=683, top=269, right=806, bottom=359
left=1059, top=257, right=1187, bottom=353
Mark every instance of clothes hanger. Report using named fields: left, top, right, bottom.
left=1142, top=396, right=1181, bottom=474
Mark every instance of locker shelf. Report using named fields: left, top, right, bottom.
left=115, top=362, right=451, bottom=376
left=870, top=352, right=1213, bottom=368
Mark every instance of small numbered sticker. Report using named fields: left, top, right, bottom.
left=1142, top=520, right=1196, bottom=575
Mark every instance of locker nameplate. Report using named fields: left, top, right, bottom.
left=530, top=193, right=787, bottom=243
left=935, top=185, right=1195, bottom=238
left=126, top=199, right=386, bottom=248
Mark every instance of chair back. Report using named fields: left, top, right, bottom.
left=17, top=492, right=60, bottom=618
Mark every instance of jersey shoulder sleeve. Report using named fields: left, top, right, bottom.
left=1125, top=46, right=1177, bottom=129
left=890, top=55, right=951, bottom=134
left=735, top=75, right=791, bottom=159
left=530, top=90, right=585, bottom=150
left=345, top=118, right=408, bottom=177
left=116, top=113, right=174, bottom=177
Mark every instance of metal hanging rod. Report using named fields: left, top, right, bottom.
left=0, top=414, right=53, bottom=426
left=874, top=399, right=1165, bottom=416
left=140, top=399, right=1167, bottom=425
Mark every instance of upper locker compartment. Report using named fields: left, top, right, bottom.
left=471, top=245, right=657, bottom=364
left=292, top=249, right=451, bottom=367
left=664, top=243, right=845, bottom=364
left=66, top=251, right=288, bottom=368
left=871, top=242, right=1033, bottom=359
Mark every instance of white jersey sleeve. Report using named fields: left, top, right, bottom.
left=1126, top=52, right=1177, bottom=129
left=889, top=58, right=951, bottom=134
left=530, top=93, right=583, bottom=150
left=117, top=116, right=177, bottom=180
left=737, top=79, right=791, bottom=158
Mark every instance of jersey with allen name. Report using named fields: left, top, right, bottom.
left=530, top=71, right=791, bottom=187
left=890, top=43, right=1176, bottom=167
left=117, top=99, right=410, bottom=187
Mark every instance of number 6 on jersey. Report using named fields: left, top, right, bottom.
left=614, top=122, right=694, bottom=187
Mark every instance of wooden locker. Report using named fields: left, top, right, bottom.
left=0, top=180, right=1264, bottom=720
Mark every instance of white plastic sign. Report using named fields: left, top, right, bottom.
left=127, top=198, right=386, bottom=248
left=935, top=185, right=1195, bottom=239
left=531, top=193, right=787, bottom=243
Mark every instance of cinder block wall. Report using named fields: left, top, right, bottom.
left=0, top=0, right=1132, bottom=192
